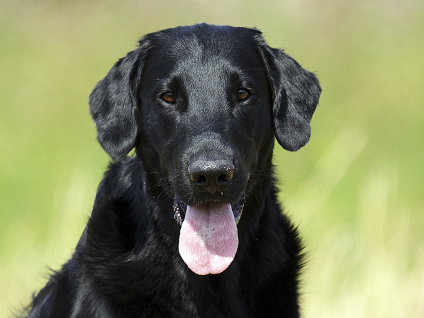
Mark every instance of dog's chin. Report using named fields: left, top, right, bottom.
left=173, top=192, right=246, bottom=226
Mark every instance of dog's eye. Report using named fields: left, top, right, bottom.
left=236, top=88, right=250, bottom=101
left=160, top=92, right=176, bottom=104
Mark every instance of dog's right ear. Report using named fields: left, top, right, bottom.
left=89, top=39, right=151, bottom=160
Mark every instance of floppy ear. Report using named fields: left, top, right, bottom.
left=89, top=39, right=151, bottom=160
left=256, top=36, right=321, bottom=151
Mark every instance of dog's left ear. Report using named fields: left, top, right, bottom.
left=89, top=39, right=151, bottom=160
left=256, top=35, right=321, bottom=151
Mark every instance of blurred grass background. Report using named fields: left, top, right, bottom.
left=1, top=0, right=423, bottom=316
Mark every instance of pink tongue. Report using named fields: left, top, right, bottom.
left=178, top=203, right=238, bottom=275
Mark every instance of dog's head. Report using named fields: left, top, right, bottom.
left=90, top=24, right=321, bottom=275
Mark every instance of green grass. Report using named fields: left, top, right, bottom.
left=1, top=0, right=423, bottom=317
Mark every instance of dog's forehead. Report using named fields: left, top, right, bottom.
left=145, top=25, right=263, bottom=73
left=150, top=24, right=260, bottom=50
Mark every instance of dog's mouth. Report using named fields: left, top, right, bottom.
left=173, top=193, right=245, bottom=226
left=173, top=194, right=245, bottom=276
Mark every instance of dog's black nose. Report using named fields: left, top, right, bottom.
left=188, top=160, right=234, bottom=194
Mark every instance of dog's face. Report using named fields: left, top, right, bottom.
left=89, top=24, right=321, bottom=275
left=138, top=27, right=272, bottom=210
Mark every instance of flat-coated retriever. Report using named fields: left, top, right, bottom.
left=23, top=24, right=321, bottom=317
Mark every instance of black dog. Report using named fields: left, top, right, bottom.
left=24, top=24, right=321, bottom=317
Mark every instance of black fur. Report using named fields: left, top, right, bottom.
left=23, top=24, right=321, bottom=317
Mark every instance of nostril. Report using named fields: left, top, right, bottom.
left=195, top=174, right=207, bottom=185
left=217, top=170, right=233, bottom=184
left=190, top=172, right=207, bottom=185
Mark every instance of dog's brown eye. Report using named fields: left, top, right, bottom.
left=161, top=92, right=176, bottom=104
left=236, top=89, right=250, bottom=101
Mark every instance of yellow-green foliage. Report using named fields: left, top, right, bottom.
left=1, top=1, right=423, bottom=317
